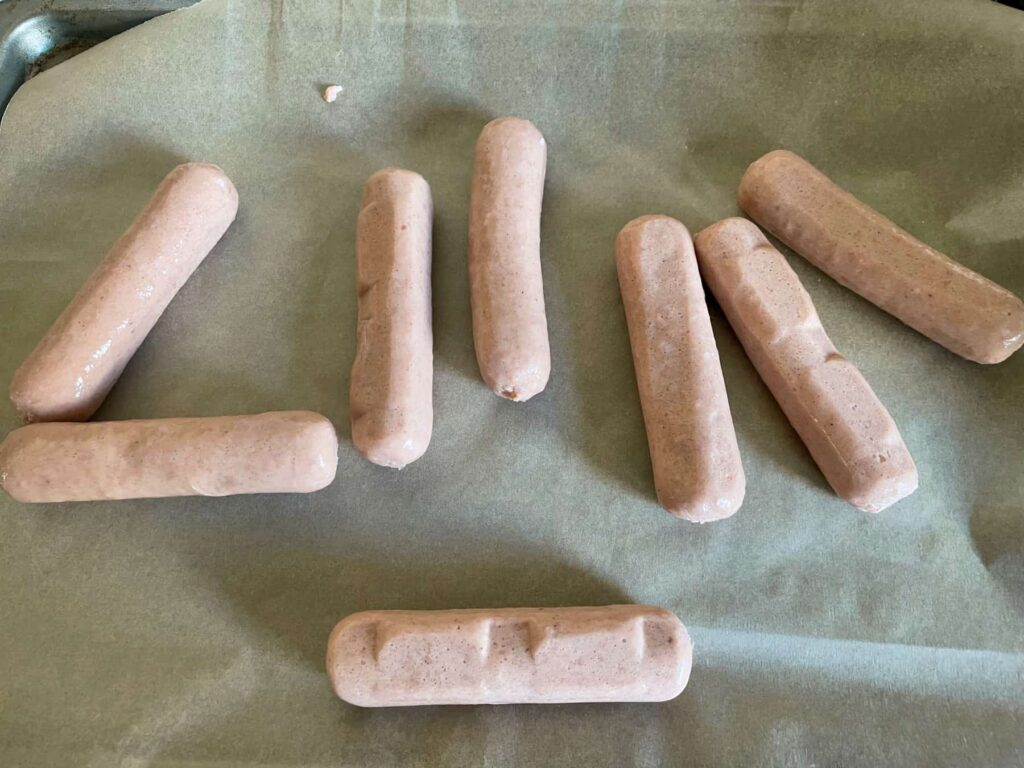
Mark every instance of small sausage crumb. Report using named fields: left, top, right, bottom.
left=323, top=84, right=343, bottom=103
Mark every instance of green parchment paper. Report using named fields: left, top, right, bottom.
left=1, top=0, right=1023, bottom=764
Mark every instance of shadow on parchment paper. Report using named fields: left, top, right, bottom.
left=543, top=189, right=656, bottom=502
left=0, top=139, right=188, bottom=423
left=189, top=540, right=631, bottom=673
left=286, top=138, right=373, bottom=434
left=236, top=137, right=377, bottom=441
left=93, top=367, right=284, bottom=422
left=968, top=351, right=1024, bottom=618
left=970, top=504, right=1024, bottom=617
left=404, top=102, right=492, bottom=387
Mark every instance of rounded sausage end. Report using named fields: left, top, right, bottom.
left=617, top=212, right=689, bottom=250
left=964, top=311, right=1024, bottom=364
left=7, top=379, right=38, bottom=424
left=619, top=214, right=688, bottom=238
left=365, top=167, right=430, bottom=198
left=694, top=216, right=762, bottom=252
left=487, top=365, right=550, bottom=403
left=292, top=413, right=339, bottom=491
left=644, top=608, right=694, bottom=701
left=326, top=612, right=382, bottom=707
left=0, top=427, right=38, bottom=503
left=738, top=149, right=801, bottom=211
left=843, top=451, right=919, bottom=514
left=173, top=162, right=240, bottom=220
left=8, top=374, right=95, bottom=423
left=353, top=428, right=431, bottom=470
left=659, top=484, right=744, bottom=523
left=478, top=116, right=545, bottom=150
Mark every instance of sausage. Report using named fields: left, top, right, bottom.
left=738, top=150, right=1024, bottom=364
left=0, top=411, right=337, bottom=503
left=694, top=218, right=918, bottom=513
left=9, top=163, right=239, bottom=423
left=326, top=605, right=691, bottom=707
left=468, top=117, right=550, bottom=401
left=615, top=215, right=745, bottom=522
left=350, top=168, right=433, bottom=469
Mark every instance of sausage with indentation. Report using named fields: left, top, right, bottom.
left=468, top=117, right=550, bottom=401
left=326, top=605, right=691, bottom=706
left=350, top=168, right=433, bottom=469
left=0, top=411, right=337, bottom=503
left=9, top=163, right=239, bottom=422
left=694, top=218, right=917, bottom=513
left=616, top=215, right=745, bottom=522
left=738, top=150, right=1024, bottom=364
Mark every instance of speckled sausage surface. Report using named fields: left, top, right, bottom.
left=350, top=168, right=433, bottom=469
left=9, top=163, right=239, bottom=422
left=468, top=117, right=550, bottom=401
left=739, top=150, right=1024, bottom=364
left=616, top=216, right=744, bottom=522
left=694, top=218, right=917, bottom=513
left=327, top=605, right=691, bottom=706
left=0, top=411, right=338, bottom=503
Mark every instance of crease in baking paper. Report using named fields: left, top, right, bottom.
left=946, top=184, right=1024, bottom=245
left=693, top=625, right=1024, bottom=709
left=89, top=647, right=259, bottom=768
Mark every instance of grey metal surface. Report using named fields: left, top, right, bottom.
left=0, top=0, right=194, bottom=115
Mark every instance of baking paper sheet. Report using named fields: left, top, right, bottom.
left=1, top=0, right=1023, bottom=765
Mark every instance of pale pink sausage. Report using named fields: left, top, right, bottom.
left=349, top=168, right=433, bottom=469
left=0, top=411, right=337, bottom=503
left=616, top=216, right=745, bottom=522
left=694, top=218, right=918, bottom=513
left=9, top=163, right=239, bottom=422
left=326, top=605, right=691, bottom=707
left=468, top=117, right=550, bottom=401
left=739, top=150, right=1024, bottom=364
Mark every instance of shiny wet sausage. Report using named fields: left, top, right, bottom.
left=738, top=149, right=1024, bottom=364
left=327, top=605, right=691, bottom=706
left=9, top=163, right=239, bottom=422
left=616, top=215, right=745, bottom=522
left=0, top=411, right=337, bottom=502
left=350, top=168, right=433, bottom=469
left=694, top=218, right=917, bottom=513
left=468, top=117, right=550, bottom=401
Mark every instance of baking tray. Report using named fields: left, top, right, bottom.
left=0, top=0, right=194, bottom=115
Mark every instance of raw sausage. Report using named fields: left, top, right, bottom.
left=350, top=168, right=433, bottom=469
left=694, top=218, right=917, bottom=513
left=327, top=605, right=691, bottom=706
left=9, top=163, right=239, bottom=422
left=738, top=149, right=1024, bottom=364
left=468, top=117, right=550, bottom=401
left=0, top=411, right=337, bottom=502
left=616, top=215, right=745, bottom=522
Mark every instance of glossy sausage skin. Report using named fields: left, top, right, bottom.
left=616, top=215, right=745, bottom=522
left=468, top=117, right=550, bottom=401
left=0, top=411, right=338, bottom=503
left=350, top=168, right=433, bottom=469
left=9, top=163, right=239, bottom=422
left=327, top=605, right=691, bottom=706
left=739, top=150, right=1024, bottom=364
left=694, top=218, right=917, bottom=513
